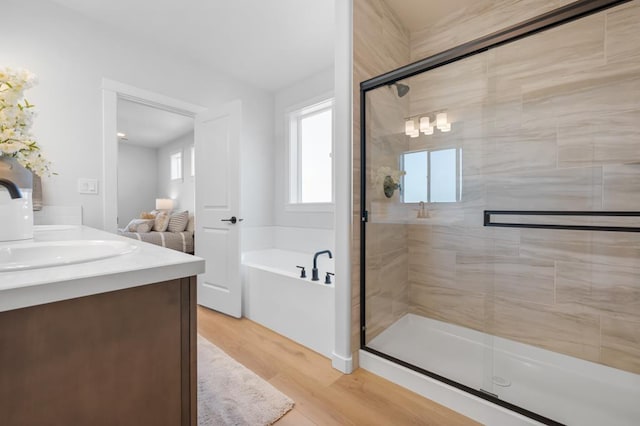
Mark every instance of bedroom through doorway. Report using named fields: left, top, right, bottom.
left=101, top=79, right=207, bottom=253
left=116, top=99, right=196, bottom=253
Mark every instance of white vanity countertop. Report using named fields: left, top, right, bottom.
left=0, top=225, right=205, bottom=312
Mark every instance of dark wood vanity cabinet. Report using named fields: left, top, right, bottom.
left=0, top=277, right=197, bottom=426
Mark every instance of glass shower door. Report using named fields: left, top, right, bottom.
left=361, top=55, right=497, bottom=397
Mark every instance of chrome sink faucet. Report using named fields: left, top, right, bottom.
left=311, top=250, right=332, bottom=281
left=416, top=201, right=429, bottom=218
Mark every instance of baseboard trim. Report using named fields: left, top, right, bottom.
left=331, top=352, right=353, bottom=374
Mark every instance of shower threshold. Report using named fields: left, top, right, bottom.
left=364, top=314, right=640, bottom=426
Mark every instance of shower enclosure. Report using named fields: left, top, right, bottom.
left=359, top=1, right=640, bottom=424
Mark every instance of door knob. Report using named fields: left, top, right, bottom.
left=220, top=216, right=243, bottom=224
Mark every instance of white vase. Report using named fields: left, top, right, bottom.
left=0, top=156, right=34, bottom=242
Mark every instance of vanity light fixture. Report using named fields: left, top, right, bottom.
left=404, top=111, right=452, bottom=137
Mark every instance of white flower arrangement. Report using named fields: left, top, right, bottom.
left=0, top=67, right=51, bottom=176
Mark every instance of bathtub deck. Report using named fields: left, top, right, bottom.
left=197, top=306, right=479, bottom=426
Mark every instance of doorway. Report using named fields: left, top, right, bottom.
left=101, top=79, right=206, bottom=233
left=116, top=99, right=194, bottom=229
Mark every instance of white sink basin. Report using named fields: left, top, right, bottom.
left=0, top=240, right=138, bottom=272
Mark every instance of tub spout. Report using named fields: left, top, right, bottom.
left=312, top=250, right=332, bottom=281
left=0, top=178, right=23, bottom=199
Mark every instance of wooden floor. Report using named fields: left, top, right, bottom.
left=197, top=307, right=480, bottom=426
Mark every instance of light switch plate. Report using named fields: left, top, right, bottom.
left=78, top=178, right=98, bottom=194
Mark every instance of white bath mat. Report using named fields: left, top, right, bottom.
left=197, top=334, right=294, bottom=426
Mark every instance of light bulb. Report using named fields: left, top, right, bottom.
left=440, top=123, right=451, bottom=132
left=436, top=112, right=448, bottom=129
left=423, top=126, right=434, bottom=135
left=410, top=129, right=420, bottom=138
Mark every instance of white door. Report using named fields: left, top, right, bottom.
left=194, top=100, right=242, bottom=318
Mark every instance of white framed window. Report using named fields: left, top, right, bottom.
left=190, top=146, right=195, bottom=177
left=287, top=97, right=334, bottom=209
left=401, top=147, right=462, bottom=203
left=170, top=151, right=183, bottom=181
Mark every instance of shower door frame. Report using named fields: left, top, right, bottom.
left=358, top=0, right=631, bottom=424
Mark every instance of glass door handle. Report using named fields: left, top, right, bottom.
left=220, top=216, right=243, bottom=224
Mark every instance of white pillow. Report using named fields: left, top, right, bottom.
left=153, top=211, right=170, bottom=232
left=125, top=218, right=155, bottom=233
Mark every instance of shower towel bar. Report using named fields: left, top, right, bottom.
left=483, top=210, right=640, bottom=233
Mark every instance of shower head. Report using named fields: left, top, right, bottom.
left=390, top=82, right=410, bottom=98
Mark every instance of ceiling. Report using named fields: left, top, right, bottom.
left=117, top=99, right=193, bottom=148
left=47, top=0, right=336, bottom=92
left=46, top=0, right=471, bottom=92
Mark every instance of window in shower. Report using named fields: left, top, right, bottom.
left=288, top=98, right=334, bottom=206
left=401, top=147, right=461, bottom=203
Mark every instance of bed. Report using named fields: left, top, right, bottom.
left=117, top=211, right=195, bottom=254
left=118, top=229, right=194, bottom=254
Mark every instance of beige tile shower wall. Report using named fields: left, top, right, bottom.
left=365, top=87, right=411, bottom=340
left=365, top=222, right=409, bottom=340
left=353, top=0, right=411, bottom=354
left=406, top=1, right=640, bottom=374
left=409, top=0, right=575, bottom=61
left=366, top=88, right=411, bottom=224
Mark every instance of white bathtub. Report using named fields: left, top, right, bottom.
left=242, top=249, right=335, bottom=358
left=366, top=314, right=640, bottom=425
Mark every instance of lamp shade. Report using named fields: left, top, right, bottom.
left=419, top=116, right=430, bottom=131
left=436, top=112, right=448, bottom=129
left=404, top=119, right=416, bottom=135
left=155, top=198, right=174, bottom=210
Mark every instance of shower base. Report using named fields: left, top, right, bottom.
left=364, top=314, right=640, bottom=426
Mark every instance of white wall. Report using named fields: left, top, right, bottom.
left=241, top=95, right=275, bottom=228
left=157, top=132, right=195, bottom=214
left=117, top=143, right=158, bottom=227
left=273, top=67, right=335, bottom=229
left=1, top=0, right=274, bottom=229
